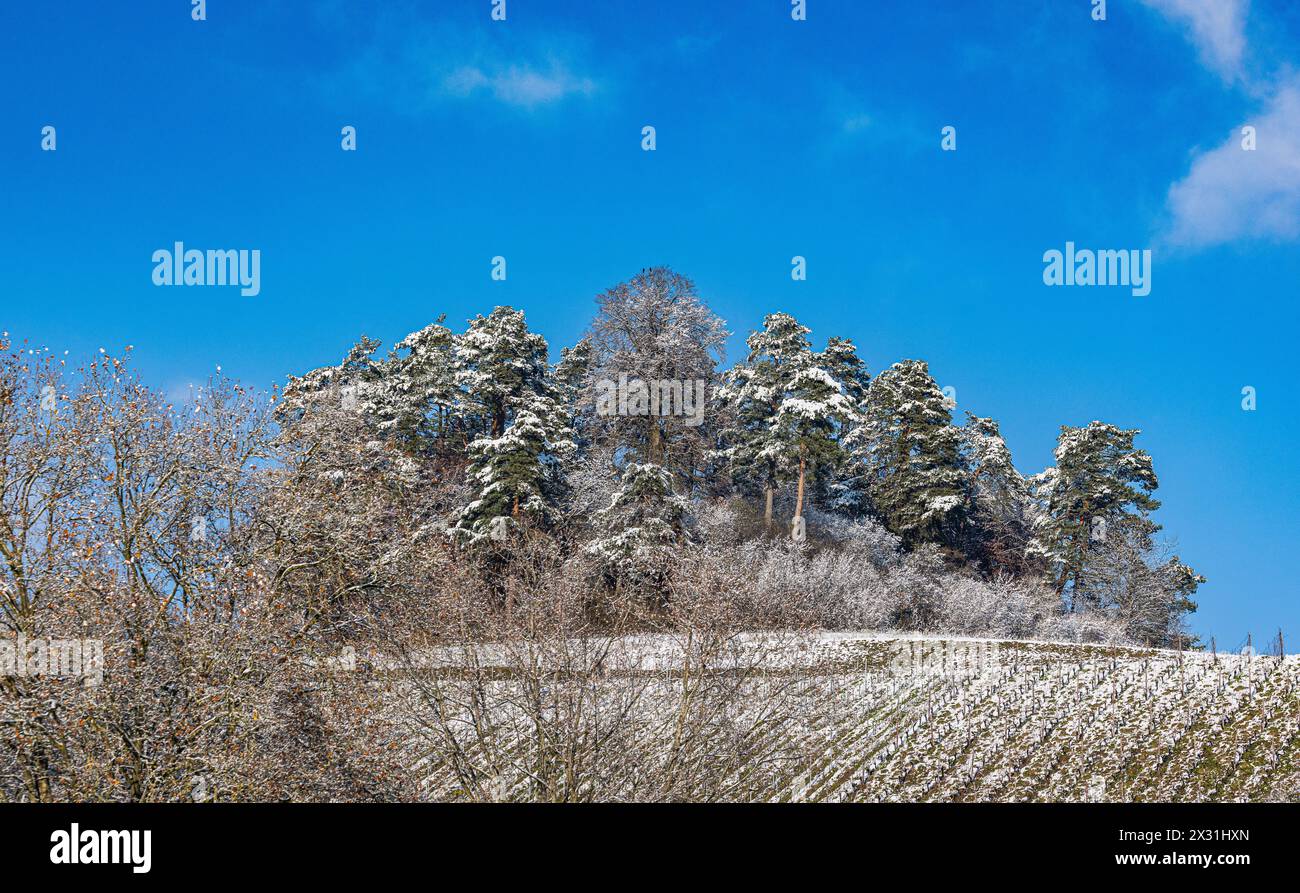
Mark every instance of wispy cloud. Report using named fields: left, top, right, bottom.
left=840, top=112, right=873, bottom=134
left=1161, top=78, right=1300, bottom=250
left=822, top=78, right=930, bottom=155
left=1138, top=0, right=1250, bottom=83
left=311, top=6, right=602, bottom=114
left=443, top=60, right=596, bottom=109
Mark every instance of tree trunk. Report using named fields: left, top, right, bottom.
left=794, top=455, right=806, bottom=522
left=1055, top=566, right=1070, bottom=597
left=763, top=486, right=773, bottom=530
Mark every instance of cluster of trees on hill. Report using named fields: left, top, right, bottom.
left=0, top=267, right=1206, bottom=801
left=278, top=266, right=1202, bottom=647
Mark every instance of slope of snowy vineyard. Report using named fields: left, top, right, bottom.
left=406, top=634, right=1300, bottom=802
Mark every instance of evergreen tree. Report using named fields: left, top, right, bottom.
left=456, top=306, right=552, bottom=438
left=1155, top=556, right=1205, bottom=648
left=819, top=337, right=871, bottom=407
left=960, top=414, right=1035, bottom=575
left=774, top=360, right=856, bottom=533
left=449, top=408, right=565, bottom=544
left=817, top=337, right=872, bottom=515
left=857, top=360, right=969, bottom=551
left=718, top=313, right=812, bottom=529
left=373, top=317, right=458, bottom=451
left=1033, top=421, right=1160, bottom=603
left=586, top=461, right=691, bottom=592
left=720, top=316, right=858, bottom=533
left=553, top=336, right=594, bottom=451
left=449, top=308, right=573, bottom=544
left=277, top=335, right=384, bottom=429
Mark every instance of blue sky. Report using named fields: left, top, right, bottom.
left=2, top=0, right=1298, bottom=647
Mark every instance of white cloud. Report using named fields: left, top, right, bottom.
left=1161, top=79, right=1300, bottom=249
left=443, top=61, right=596, bottom=109
left=1138, top=0, right=1250, bottom=82
left=309, top=6, right=601, bottom=115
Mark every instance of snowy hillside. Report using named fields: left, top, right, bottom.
left=411, top=634, right=1300, bottom=802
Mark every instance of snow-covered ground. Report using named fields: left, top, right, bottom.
left=404, top=633, right=1300, bottom=802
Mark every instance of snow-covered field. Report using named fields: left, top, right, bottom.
left=408, top=634, right=1300, bottom=802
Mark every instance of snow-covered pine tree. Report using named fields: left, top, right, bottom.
left=553, top=336, right=594, bottom=452
left=1032, top=420, right=1161, bottom=604
left=719, top=315, right=857, bottom=534
left=857, top=360, right=969, bottom=552
left=717, top=313, right=812, bottom=529
left=1034, top=418, right=1206, bottom=642
left=819, top=337, right=871, bottom=408
left=960, top=414, right=1035, bottom=575
left=773, top=357, right=856, bottom=534
left=585, top=461, right=691, bottom=593
left=271, top=336, right=398, bottom=514
left=448, top=408, right=561, bottom=544
left=276, top=335, right=385, bottom=429
left=448, top=307, right=574, bottom=544
left=455, top=306, right=552, bottom=438
left=817, top=337, right=872, bottom=515
left=371, top=317, right=458, bottom=451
